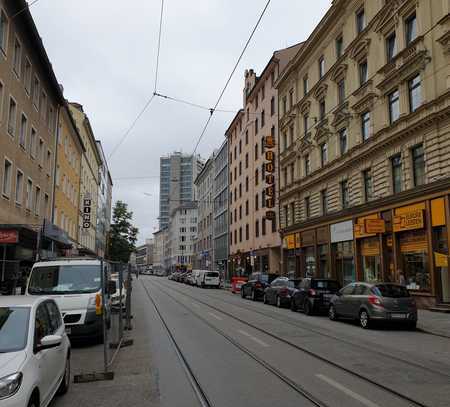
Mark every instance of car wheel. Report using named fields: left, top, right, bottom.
left=328, top=305, right=338, bottom=321
left=263, top=294, right=267, bottom=304
left=276, top=296, right=281, bottom=308
left=57, top=355, right=71, bottom=395
left=359, top=310, right=371, bottom=329
left=290, top=299, right=297, bottom=312
left=304, top=300, right=313, bottom=315
left=251, top=290, right=256, bottom=301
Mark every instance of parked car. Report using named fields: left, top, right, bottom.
left=0, top=296, right=71, bottom=407
left=180, top=272, right=192, bottom=284
left=263, top=277, right=302, bottom=307
left=291, top=278, right=341, bottom=315
left=186, top=273, right=196, bottom=285
left=196, top=270, right=220, bottom=288
left=27, top=258, right=113, bottom=340
left=329, top=282, right=418, bottom=329
left=241, top=272, right=279, bottom=301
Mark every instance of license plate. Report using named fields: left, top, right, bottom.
left=65, top=327, right=72, bottom=334
left=391, top=313, right=407, bottom=319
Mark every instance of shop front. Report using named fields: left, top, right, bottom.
left=331, top=220, right=355, bottom=287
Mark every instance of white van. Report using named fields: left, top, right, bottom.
left=27, top=258, right=110, bottom=339
left=197, top=270, right=220, bottom=288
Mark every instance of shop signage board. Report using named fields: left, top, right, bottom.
left=0, top=229, right=18, bottom=244
left=264, top=135, right=276, bottom=214
left=301, top=230, right=315, bottom=246
left=365, top=219, right=386, bottom=234
left=285, top=234, right=295, bottom=250
left=393, top=210, right=424, bottom=232
left=82, top=194, right=92, bottom=229
left=330, top=220, right=354, bottom=243
left=434, top=252, right=449, bottom=268
left=295, top=233, right=301, bottom=248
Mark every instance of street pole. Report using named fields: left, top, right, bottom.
left=1, top=245, right=6, bottom=284
left=100, top=258, right=108, bottom=374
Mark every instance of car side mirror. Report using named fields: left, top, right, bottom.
left=108, top=280, right=117, bottom=295
left=37, top=335, right=62, bottom=351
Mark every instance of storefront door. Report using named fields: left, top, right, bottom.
left=434, top=226, right=450, bottom=303
left=334, top=241, right=355, bottom=287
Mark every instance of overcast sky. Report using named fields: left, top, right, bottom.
left=30, top=0, right=330, bottom=244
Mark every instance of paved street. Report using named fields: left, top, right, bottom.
left=135, top=276, right=450, bottom=407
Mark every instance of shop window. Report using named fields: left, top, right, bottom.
left=318, top=245, right=330, bottom=278
left=334, top=241, right=355, bottom=287
left=399, top=230, right=429, bottom=291
left=405, top=13, right=417, bottom=46
left=412, top=144, right=425, bottom=186
left=391, top=154, right=402, bottom=193
left=360, top=237, right=382, bottom=283
left=304, top=247, right=316, bottom=278
left=408, top=74, right=421, bottom=113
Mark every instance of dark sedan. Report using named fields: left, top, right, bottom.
left=291, top=278, right=341, bottom=315
left=241, top=272, right=279, bottom=301
left=329, top=282, right=418, bottom=329
left=263, top=277, right=302, bottom=307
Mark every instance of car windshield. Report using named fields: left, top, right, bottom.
left=288, top=280, right=301, bottom=288
left=312, top=280, right=340, bottom=290
left=28, top=265, right=102, bottom=295
left=0, top=307, right=30, bottom=353
left=206, top=272, right=219, bottom=277
left=373, top=284, right=410, bottom=298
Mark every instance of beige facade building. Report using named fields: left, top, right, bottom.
left=227, top=44, right=302, bottom=275
left=69, top=102, right=102, bottom=254
left=277, top=0, right=450, bottom=307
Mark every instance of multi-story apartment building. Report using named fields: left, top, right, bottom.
left=214, top=140, right=229, bottom=279
left=152, top=228, right=165, bottom=274
left=227, top=44, right=302, bottom=276
left=0, top=0, right=66, bottom=289
left=135, top=238, right=154, bottom=272
left=95, top=140, right=112, bottom=258
left=54, top=103, right=84, bottom=246
left=194, top=152, right=215, bottom=270
left=159, top=152, right=203, bottom=229
left=167, top=202, right=197, bottom=271
left=69, top=102, right=102, bottom=255
left=277, top=0, right=450, bottom=308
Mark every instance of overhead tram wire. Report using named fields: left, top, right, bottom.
left=192, top=0, right=272, bottom=155
left=12, top=0, right=41, bottom=19
left=107, top=0, right=165, bottom=160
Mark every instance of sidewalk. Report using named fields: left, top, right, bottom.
left=51, top=291, right=159, bottom=407
left=418, top=310, right=450, bottom=338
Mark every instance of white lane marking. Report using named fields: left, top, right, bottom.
left=316, top=374, right=382, bottom=407
left=208, top=312, right=223, bottom=321
left=191, top=302, right=200, bottom=308
left=238, top=329, right=270, bottom=347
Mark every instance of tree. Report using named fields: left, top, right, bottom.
left=107, top=201, right=138, bottom=263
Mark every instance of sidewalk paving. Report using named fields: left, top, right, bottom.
left=418, top=309, right=450, bottom=338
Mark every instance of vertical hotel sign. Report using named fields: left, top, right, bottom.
left=264, top=134, right=276, bottom=221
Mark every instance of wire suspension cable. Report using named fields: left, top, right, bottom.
left=192, top=0, right=272, bottom=155
left=154, top=0, right=165, bottom=93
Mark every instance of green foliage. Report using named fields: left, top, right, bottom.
left=107, top=201, right=138, bottom=263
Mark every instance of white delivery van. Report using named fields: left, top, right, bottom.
left=27, top=258, right=110, bottom=339
left=197, top=270, right=220, bottom=288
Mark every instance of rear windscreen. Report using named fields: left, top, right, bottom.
left=206, top=272, right=219, bottom=277
left=373, top=284, right=410, bottom=298
left=312, top=280, right=340, bottom=290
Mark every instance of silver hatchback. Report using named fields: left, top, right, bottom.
left=329, top=283, right=418, bottom=329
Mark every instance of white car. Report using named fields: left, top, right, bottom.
left=0, top=296, right=71, bottom=407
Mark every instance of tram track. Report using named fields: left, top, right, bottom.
left=152, top=278, right=437, bottom=407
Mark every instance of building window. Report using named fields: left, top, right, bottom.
left=255, top=143, right=258, bottom=160
left=412, top=144, right=425, bottom=186
left=245, top=130, right=248, bottom=144
left=19, top=114, right=27, bottom=148
left=247, top=108, right=249, bottom=122
left=24, top=59, right=32, bottom=94
left=282, top=96, right=287, bottom=115
left=2, top=158, right=12, bottom=198
left=15, top=170, right=23, bottom=204
left=290, top=202, right=295, bottom=225
left=262, top=190, right=266, bottom=208
left=255, top=94, right=258, bottom=109
left=304, top=154, right=310, bottom=176
left=255, top=169, right=259, bottom=185
left=271, top=217, right=277, bottom=233
left=321, top=189, right=328, bottom=215
left=339, top=128, right=347, bottom=155
left=34, top=186, right=41, bottom=216
left=245, top=176, right=249, bottom=192
left=239, top=183, right=242, bottom=198
left=271, top=125, right=275, bottom=139
left=282, top=131, right=287, bottom=151
left=255, top=118, right=259, bottom=134
left=38, top=139, right=44, bottom=167
left=261, top=83, right=265, bottom=99
left=303, top=115, right=308, bottom=136
left=0, top=11, right=7, bottom=53
left=336, top=35, right=343, bottom=58
left=359, top=60, right=368, bottom=86
left=7, top=97, right=17, bottom=136
left=391, top=154, right=403, bottom=193
left=32, top=76, right=40, bottom=109
left=361, top=111, right=370, bottom=141
left=13, top=38, right=21, bottom=76
left=239, top=140, right=242, bottom=154
left=261, top=110, right=265, bottom=127
left=261, top=140, right=264, bottom=155
left=363, top=169, right=373, bottom=202
left=338, top=80, right=345, bottom=104
left=319, top=99, right=326, bottom=121
left=234, top=230, right=237, bottom=245
left=234, top=146, right=237, bottom=160
left=290, top=163, right=295, bottom=184
left=320, top=143, right=328, bottom=167
left=289, top=89, right=294, bottom=110
left=304, top=196, right=310, bottom=218
left=386, top=32, right=397, bottom=62
left=408, top=74, right=421, bottom=112
left=289, top=125, right=294, bottom=146
left=246, top=224, right=249, bottom=240
left=303, top=76, right=309, bottom=96
left=239, top=161, right=242, bottom=176
left=270, top=97, right=275, bottom=116
left=239, top=227, right=242, bottom=243
left=262, top=218, right=266, bottom=236
left=26, top=179, right=32, bottom=209
left=388, top=89, right=400, bottom=123
left=44, top=193, right=49, bottom=220
left=245, top=200, right=249, bottom=216
left=356, top=8, right=365, bottom=34
left=341, top=180, right=349, bottom=209
left=255, top=193, right=259, bottom=211
left=319, top=56, right=325, bottom=79
left=405, top=13, right=417, bottom=46
left=229, top=153, right=232, bottom=165
left=255, top=220, right=259, bottom=238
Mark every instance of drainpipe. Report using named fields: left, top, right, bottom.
left=51, top=104, right=61, bottom=224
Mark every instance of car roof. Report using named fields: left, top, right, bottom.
left=32, top=258, right=101, bottom=267
left=0, top=295, right=48, bottom=308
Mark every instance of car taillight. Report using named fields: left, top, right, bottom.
left=280, top=288, right=288, bottom=295
left=255, top=282, right=262, bottom=288
left=368, top=295, right=383, bottom=307
left=308, top=289, right=317, bottom=297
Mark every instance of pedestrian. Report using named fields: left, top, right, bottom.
left=398, top=270, right=406, bottom=286
left=135, top=267, right=139, bottom=279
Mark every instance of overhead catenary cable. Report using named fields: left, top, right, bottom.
left=192, top=0, right=272, bottom=155
left=12, top=0, right=41, bottom=19
left=108, top=0, right=165, bottom=160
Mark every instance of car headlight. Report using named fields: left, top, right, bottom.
left=0, top=372, right=22, bottom=399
